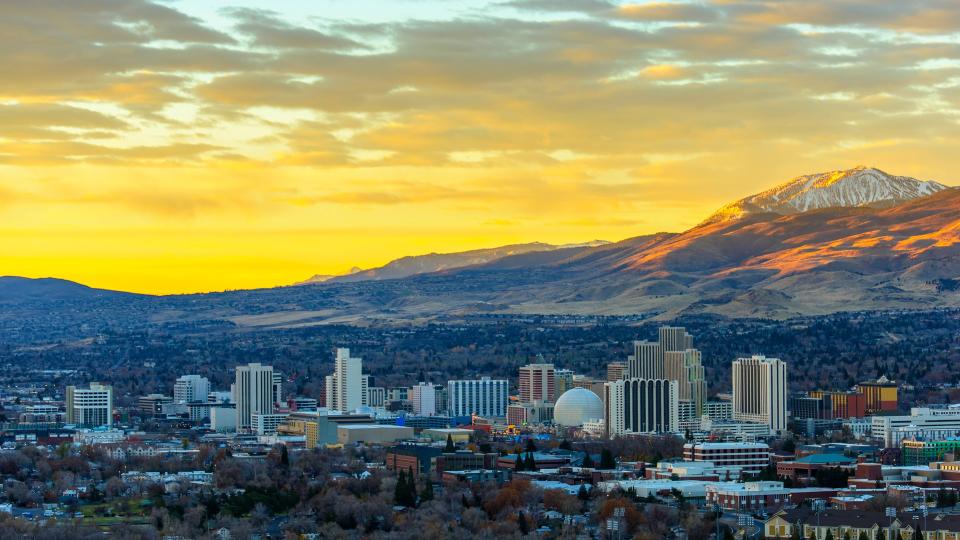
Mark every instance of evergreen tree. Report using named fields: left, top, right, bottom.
left=791, top=526, right=802, bottom=540
left=406, top=468, right=418, bottom=506
left=525, top=451, right=538, bottom=471
left=722, top=526, right=735, bottom=540
left=858, top=532, right=869, bottom=540
left=420, top=478, right=434, bottom=503
left=559, top=439, right=572, bottom=450
left=445, top=434, right=455, bottom=452
left=582, top=453, right=595, bottom=468
left=843, top=531, right=851, bottom=540
left=518, top=510, right=529, bottom=535
left=525, top=438, right=537, bottom=452
left=577, top=484, right=590, bottom=501
left=280, top=445, right=289, bottom=467
left=600, top=448, right=616, bottom=470
left=515, top=454, right=525, bottom=472
left=395, top=470, right=407, bottom=505
left=825, top=529, right=834, bottom=540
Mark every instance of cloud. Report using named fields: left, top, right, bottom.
left=617, top=2, right=720, bottom=22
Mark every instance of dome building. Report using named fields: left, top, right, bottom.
left=553, top=388, right=604, bottom=427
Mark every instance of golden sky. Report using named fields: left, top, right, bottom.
left=2, top=0, right=959, bottom=294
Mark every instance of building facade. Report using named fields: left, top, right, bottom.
left=174, top=375, right=210, bottom=404
left=732, top=355, right=788, bottom=433
left=409, top=382, right=437, bottom=416
left=324, top=348, right=363, bottom=413
left=519, top=363, right=556, bottom=403
left=66, top=382, right=113, bottom=428
left=604, top=378, right=679, bottom=437
left=235, top=363, right=274, bottom=429
left=447, top=377, right=509, bottom=418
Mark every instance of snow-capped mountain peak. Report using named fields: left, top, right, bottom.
left=703, top=166, right=948, bottom=224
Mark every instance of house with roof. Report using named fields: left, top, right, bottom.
left=764, top=507, right=960, bottom=540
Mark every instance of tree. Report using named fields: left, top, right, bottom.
left=518, top=510, right=529, bottom=535
left=525, top=438, right=537, bottom=452
left=599, top=448, right=616, bottom=470
left=524, top=451, right=538, bottom=471
left=280, top=445, right=289, bottom=467
left=825, top=529, right=834, bottom=540
left=445, top=434, right=455, bottom=452
left=514, top=455, right=525, bottom=472
left=582, top=453, right=595, bottom=469
left=792, top=526, right=802, bottom=540
left=420, top=478, right=433, bottom=503
left=558, top=439, right=572, bottom=450
left=577, top=484, right=590, bottom=501
left=722, top=526, right=735, bottom=540
left=858, top=532, right=869, bottom=540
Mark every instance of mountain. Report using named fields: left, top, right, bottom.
left=303, top=241, right=609, bottom=284
left=703, top=166, right=947, bottom=224
left=1, top=167, right=957, bottom=336
left=0, top=276, right=142, bottom=303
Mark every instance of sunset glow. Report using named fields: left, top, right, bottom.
left=3, top=0, right=959, bottom=294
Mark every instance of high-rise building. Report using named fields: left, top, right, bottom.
left=855, top=376, right=898, bottom=415
left=519, top=363, right=556, bottom=403
left=732, top=355, right=788, bottom=433
left=665, top=349, right=708, bottom=417
left=659, top=326, right=694, bottom=353
left=604, top=378, right=679, bottom=437
left=447, top=377, right=509, bottom=418
left=138, top=394, right=173, bottom=417
left=66, top=382, right=113, bottom=428
left=606, top=362, right=627, bottom=382
left=174, top=375, right=210, bottom=404
left=409, top=382, right=437, bottom=416
left=325, top=348, right=363, bottom=412
left=628, top=341, right=664, bottom=380
left=235, top=363, right=275, bottom=429
left=367, top=387, right=386, bottom=408
left=555, top=369, right=576, bottom=395
left=272, top=371, right=283, bottom=405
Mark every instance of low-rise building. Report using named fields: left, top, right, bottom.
left=682, top=442, right=771, bottom=475
left=337, top=424, right=414, bottom=445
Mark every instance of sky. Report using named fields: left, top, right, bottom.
left=2, top=0, right=960, bottom=294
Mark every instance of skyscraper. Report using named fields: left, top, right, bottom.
left=628, top=341, right=663, bottom=380
left=66, top=382, right=113, bottom=428
left=409, top=382, right=437, bottom=416
left=519, top=363, right=556, bottom=403
left=606, top=361, right=627, bottom=382
left=732, top=355, right=788, bottom=433
left=174, top=375, right=210, bottom=404
left=272, top=371, right=283, bottom=405
left=664, top=349, right=707, bottom=417
left=604, top=378, right=679, bottom=437
left=447, top=377, right=509, bottom=417
left=325, top=348, right=363, bottom=412
left=235, top=363, right=274, bottom=429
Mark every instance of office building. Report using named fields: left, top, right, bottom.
left=519, top=363, right=556, bottom=403
left=555, top=369, right=576, bottom=395
left=272, top=371, right=283, bottom=404
left=604, top=378, right=679, bottom=437
left=856, top=376, right=898, bottom=414
left=447, top=377, right=509, bottom=418
left=732, top=355, right=788, bottom=433
left=66, top=382, right=113, bottom=428
left=507, top=401, right=554, bottom=426
left=173, top=375, right=210, bottom=405
left=871, top=407, right=960, bottom=447
left=665, top=348, right=707, bottom=418
left=366, top=387, right=386, bottom=408
left=607, top=362, right=627, bottom=382
left=682, top=442, right=771, bottom=475
left=253, top=413, right=289, bottom=436
left=628, top=341, right=664, bottom=380
left=409, top=382, right=437, bottom=416
left=325, top=348, right=363, bottom=413
left=706, top=400, right=733, bottom=422
left=235, top=363, right=275, bottom=429
left=138, top=394, right=173, bottom=418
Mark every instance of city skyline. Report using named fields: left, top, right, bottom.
left=4, top=0, right=960, bottom=293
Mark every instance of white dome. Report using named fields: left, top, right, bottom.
left=554, top=388, right=603, bottom=427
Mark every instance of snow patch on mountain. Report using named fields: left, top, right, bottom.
left=704, top=166, right=948, bottom=224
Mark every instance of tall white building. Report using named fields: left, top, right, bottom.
left=66, top=382, right=113, bottom=428
left=604, top=378, right=679, bottom=437
left=235, top=363, right=275, bottom=430
left=519, top=363, right=556, bottom=403
left=272, top=372, right=283, bottom=405
left=325, top=348, right=363, bottom=412
left=732, top=355, right=788, bottom=433
left=410, top=382, right=437, bottom=416
left=448, top=377, right=509, bottom=418
left=174, top=375, right=210, bottom=404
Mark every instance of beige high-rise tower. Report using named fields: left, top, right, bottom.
left=732, top=355, right=788, bottom=433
